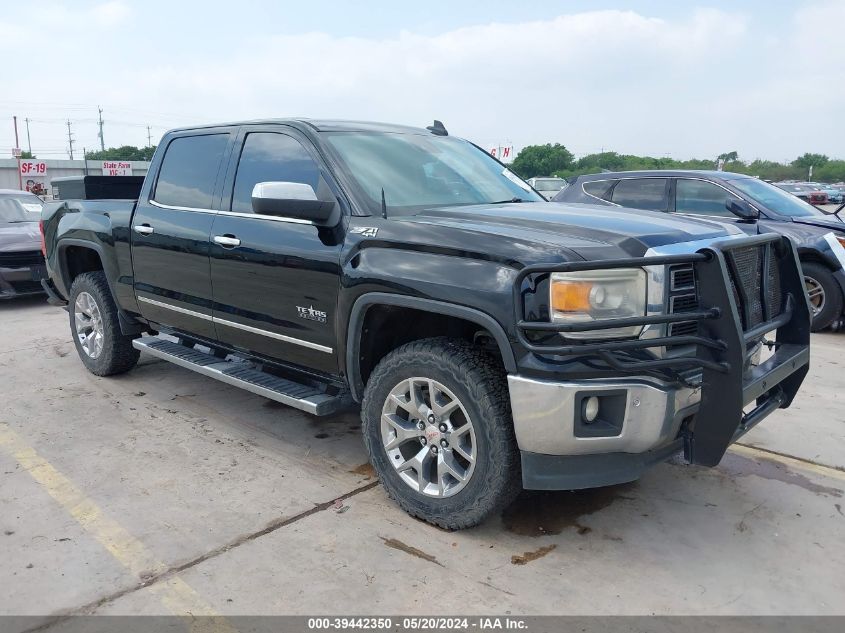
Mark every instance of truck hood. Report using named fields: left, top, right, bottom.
left=0, top=221, right=41, bottom=252
left=403, top=202, right=740, bottom=261
left=790, top=215, right=845, bottom=233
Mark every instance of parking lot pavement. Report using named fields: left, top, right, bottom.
left=1, top=297, right=844, bottom=622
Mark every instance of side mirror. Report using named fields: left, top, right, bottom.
left=726, top=198, right=759, bottom=222
left=251, top=182, right=337, bottom=225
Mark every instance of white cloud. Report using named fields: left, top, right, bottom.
left=2, top=3, right=844, bottom=161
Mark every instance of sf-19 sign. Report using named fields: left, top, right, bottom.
left=19, top=161, right=47, bottom=175
left=102, top=161, right=133, bottom=176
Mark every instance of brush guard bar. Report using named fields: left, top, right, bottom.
left=514, top=234, right=811, bottom=467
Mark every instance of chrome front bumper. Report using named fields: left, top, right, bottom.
left=507, top=374, right=701, bottom=456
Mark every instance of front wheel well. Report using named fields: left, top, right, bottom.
left=355, top=304, right=508, bottom=393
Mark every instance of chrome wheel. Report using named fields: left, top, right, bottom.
left=74, top=292, right=104, bottom=359
left=381, top=377, right=477, bottom=498
left=805, top=275, right=826, bottom=316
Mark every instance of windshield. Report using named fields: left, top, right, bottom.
left=731, top=178, right=826, bottom=218
left=533, top=178, right=564, bottom=190
left=0, top=195, right=43, bottom=223
left=323, top=132, right=542, bottom=215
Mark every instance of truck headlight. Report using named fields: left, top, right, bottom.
left=550, top=268, right=647, bottom=339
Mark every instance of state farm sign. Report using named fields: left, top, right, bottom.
left=101, top=161, right=133, bottom=176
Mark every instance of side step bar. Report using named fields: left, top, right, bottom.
left=132, top=336, right=346, bottom=416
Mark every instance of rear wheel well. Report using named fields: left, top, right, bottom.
left=357, top=305, right=505, bottom=389
left=63, top=245, right=104, bottom=286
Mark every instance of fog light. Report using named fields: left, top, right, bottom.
left=582, top=396, right=600, bottom=423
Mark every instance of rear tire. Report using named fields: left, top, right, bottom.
left=802, top=261, right=843, bottom=332
left=361, top=337, right=521, bottom=529
left=69, top=271, right=140, bottom=376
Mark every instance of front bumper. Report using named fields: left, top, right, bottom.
left=0, top=265, right=47, bottom=299
left=511, top=234, right=811, bottom=490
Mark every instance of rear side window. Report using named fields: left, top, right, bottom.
left=611, top=178, right=668, bottom=211
left=231, top=133, right=320, bottom=213
left=153, top=134, right=229, bottom=209
left=582, top=179, right=615, bottom=201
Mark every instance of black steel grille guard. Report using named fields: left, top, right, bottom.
left=514, top=233, right=811, bottom=466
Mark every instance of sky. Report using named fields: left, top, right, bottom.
left=1, top=0, right=843, bottom=162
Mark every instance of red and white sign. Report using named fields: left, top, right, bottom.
left=489, top=145, right=514, bottom=162
left=19, top=160, right=48, bottom=193
left=101, top=160, right=133, bottom=176
left=19, top=160, right=47, bottom=176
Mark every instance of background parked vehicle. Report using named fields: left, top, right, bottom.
left=0, top=190, right=46, bottom=300
left=775, top=182, right=828, bottom=205
left=526, top=177, right=566, bottom=200
left=806, top=182, right=844, bottom=204
left=554, top=170, right=845, bottom=331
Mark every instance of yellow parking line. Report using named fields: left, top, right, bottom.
left=0, top=423, right=235, bottom=628
left=730, top=443, right=845, bottom=483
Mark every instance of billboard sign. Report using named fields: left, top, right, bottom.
left=102, top=160, right=133, bottom=176
left=489, top=145, right=514, bottom=163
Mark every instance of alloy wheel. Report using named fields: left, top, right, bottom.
left=74, top=291, right=105, bottom=359
left=380, top=377, right=477, bottom=498
left=804, top=275, right=825, bottom=316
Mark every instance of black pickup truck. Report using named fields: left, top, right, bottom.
left=40, top=119, right=811, bottom=529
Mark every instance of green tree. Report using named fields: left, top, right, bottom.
left=791, top=153, right=829, bottom=169
left=718, top=151, right=739, bottom=162
left=85, top=145, right=157, bottom=161
left=20, top=151, right=36, bottom=159
left=511, top=143, right=574, bottom=178
left=814, top=160, right=845, bottom=183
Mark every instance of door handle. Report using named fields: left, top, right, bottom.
left=133, top=224, right=154, bottom=235
left=213, top=235, right=241, bottom=248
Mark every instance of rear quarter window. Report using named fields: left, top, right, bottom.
left=582, top=179, right=615, bottom=201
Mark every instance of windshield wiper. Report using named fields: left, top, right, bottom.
left=491, top=197, right=525, bottom=204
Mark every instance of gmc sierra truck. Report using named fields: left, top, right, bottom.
left=40, top=119, right=811, bottom=529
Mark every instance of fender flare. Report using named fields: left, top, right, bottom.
left=57, top=238, right=144, bottom=335
left=346, top=292, right=516, bottom=402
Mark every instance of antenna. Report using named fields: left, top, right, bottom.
left=426, top=120, right=448, bottom=136
left=381, top=188, right=388, bottom=219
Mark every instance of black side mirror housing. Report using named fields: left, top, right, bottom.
left=726, top=198, right=759, bottom=222
left=251, top=182, right=339, bottom=226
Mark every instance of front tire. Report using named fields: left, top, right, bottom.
left=361, top=337, right=521, bottom=529
left=68, top=271, right=140, bottom=376
left=802, top=261, right=843, bottom=332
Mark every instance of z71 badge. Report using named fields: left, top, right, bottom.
left=296, top=305, right=328, bottom=324
left=349, top=226, right=378, bottom=238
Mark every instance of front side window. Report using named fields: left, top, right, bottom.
left=323, top=132, right=542, bottom=215
left=153, top=134, right=229, bottom=209
left=611, top=178, right=668, bottom=211
left=675, top=179, right=739, bottom=217
left=231, top=133, right=321, bottom=213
